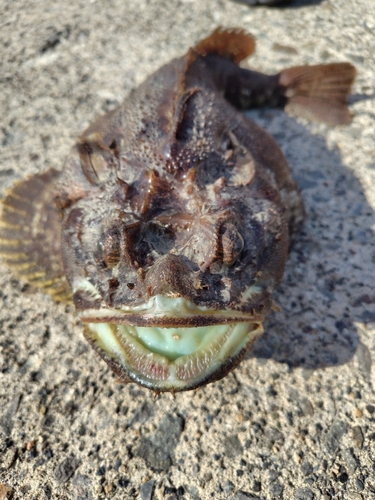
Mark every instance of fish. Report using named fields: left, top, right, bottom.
left=0, top=28, right=355, bottom=393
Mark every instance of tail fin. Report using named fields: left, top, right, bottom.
left=279, top=63, right=356, bottom=125
left=194, top=27, right=255, bottom=64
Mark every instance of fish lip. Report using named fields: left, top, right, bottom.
left=76, top=287, right=269, bottom=327
left=79, top=311, right=264, bottom=327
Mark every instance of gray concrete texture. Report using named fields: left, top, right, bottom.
left=0, top=0, right=374, bottom=498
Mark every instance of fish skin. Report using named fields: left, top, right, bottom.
left=0, top=28, right=356, bottom=392
left=57, top=31, right=296, bottom=321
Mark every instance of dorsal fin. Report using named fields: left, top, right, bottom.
left=194, top=27, right=255, bottom=64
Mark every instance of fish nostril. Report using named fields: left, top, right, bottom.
left=221, top=223, right=244, bottom=266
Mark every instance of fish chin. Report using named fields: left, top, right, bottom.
left=84, top=320, right=263, bottom=391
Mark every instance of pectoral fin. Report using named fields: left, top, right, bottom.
left=0, top=169, right=72, bottom=303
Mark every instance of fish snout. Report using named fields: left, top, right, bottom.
left=145, top=254, right=196, bottom=299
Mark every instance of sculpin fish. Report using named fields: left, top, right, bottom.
left=0, top=28, right=355, bottom=392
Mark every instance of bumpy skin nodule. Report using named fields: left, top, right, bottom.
left=0, top=28, right=356, bottom=391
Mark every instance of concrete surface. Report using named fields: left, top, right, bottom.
left=0, top=0, right=374, bottom=499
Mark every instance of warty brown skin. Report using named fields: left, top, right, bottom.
left=0, top=28, right=356, bottom=391
left=57, top=37, right=302, bottom=320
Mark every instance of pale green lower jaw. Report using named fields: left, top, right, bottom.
left=86, top=321, right=263, bottom=390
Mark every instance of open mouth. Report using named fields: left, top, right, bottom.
left=81, top=295, right=264, bottom=391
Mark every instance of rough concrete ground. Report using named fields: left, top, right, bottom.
left=0, top=0, right=374, bottom=499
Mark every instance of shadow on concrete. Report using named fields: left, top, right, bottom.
left=245, top=107, right=374, bottom=370
left=348, top=93, right=375, bottom=105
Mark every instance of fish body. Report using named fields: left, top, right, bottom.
left=0, top=28, right=355, bottom=392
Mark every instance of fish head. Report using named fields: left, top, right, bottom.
left=56, top=79, right=290, bottom=392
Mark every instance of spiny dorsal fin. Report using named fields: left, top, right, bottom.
left=194, top=27, right=255, bottom=64
left=0, top=169, right=72, bottom=303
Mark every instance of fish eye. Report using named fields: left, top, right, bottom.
left=77, top=139, right=111, bottom=185
left=221, top=223, right=244, bottom=266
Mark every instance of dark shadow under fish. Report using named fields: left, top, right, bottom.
left=0, top=28, right=355, bottom=392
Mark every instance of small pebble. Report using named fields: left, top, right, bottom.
left=164, top=487, right=177, bottom=495
left=54, top=456, right=80, bottom=484
left=356, top=479, right=364, bottom=491
left=223, top=480, right=234, bottom=494
left=26, top=440, right=35, bottom=451
left=114, top=458, right=122, bottom=472
left=96, top=466, right=106, bottom=476
left=140, top=479, right=155, bottom=500
left=191, top=464, right=200, bottom=475
left=295, top=487, right=314, bottom=500
left=223, top=435, right=243, bottom=457
left=332, top=463, right=340, bottom=475
left=352, top=426, right=364, bottom=448
left=3, top=449, right=17, bottom=469
left=301, top=462, right=313, bottom=477
left=269, top=480, right=283, bottom=496
left=252, top=481, right=261, bottom=492
left=117, top=478, right=129, bottom=488
left=104, top=483, right=114, bottom=494
left=338, top=472, right=348, bottom=483
left=354, top=408, right=363, bottom=418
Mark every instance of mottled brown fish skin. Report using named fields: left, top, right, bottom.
left=0, top=28, right=356, bottom=392
left=57, top=30, right=302, bottom=321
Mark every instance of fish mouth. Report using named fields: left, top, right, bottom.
left=81, top=295, right=264, bottom=391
